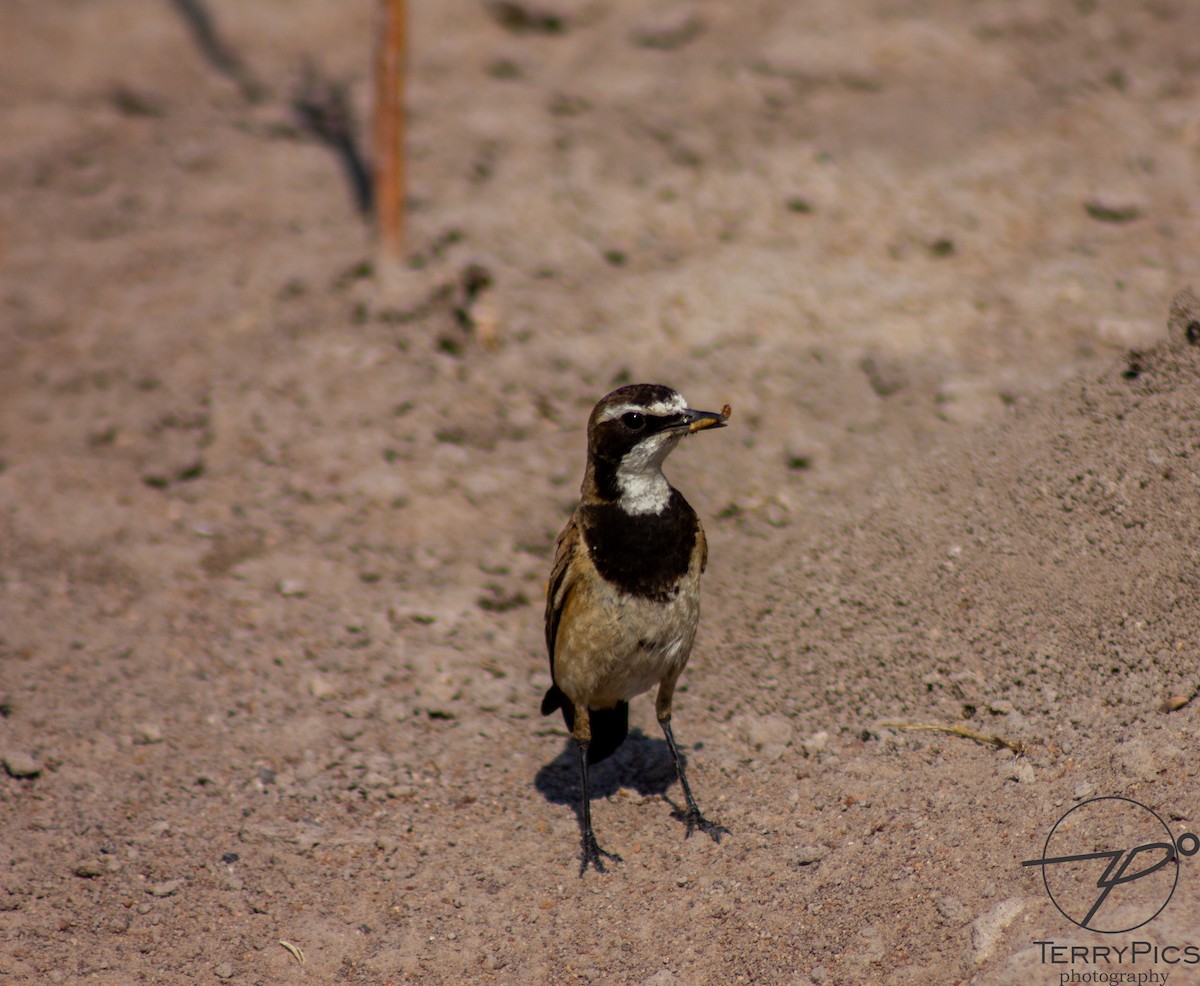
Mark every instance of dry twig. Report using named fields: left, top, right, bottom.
left=879, top=721, right=1028, bottom=757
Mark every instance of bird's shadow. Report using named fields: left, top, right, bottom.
left=533, top=727, right=687, bottom=808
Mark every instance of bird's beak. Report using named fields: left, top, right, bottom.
left=680, top=404, right=731, bottom=433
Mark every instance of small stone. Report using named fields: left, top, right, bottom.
left=74, top=860, right=105, bottom=879
left=3, top=752, right=41, bottom=778
left=1073, top=781, right=1095, bottom=801
left=148, top=878, right=184, bottom=897
left=133, top=723, right=163, bottom=745
left=1084, top=194, right=1144, bottom=224
left=630, top=7, right=704, bottom=50
left=1000, top=759, right=1036, bottom=784
left=1162, top=694, right=1190, bottom=712
left=642, top=970, right=677, bottom=986
left=213, top=962, right=235, bottom=979
left=802, top=731, right=829, bottom=757
left=307, top=676, right=337, bottom=699
left=970, top=898, right=1027, bottom=964
left=791, top=845, right=827, bottom=866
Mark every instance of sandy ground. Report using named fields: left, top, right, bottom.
left=3, top=0, right=1200, bottom=983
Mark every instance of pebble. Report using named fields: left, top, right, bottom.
left=801, top=731, right=829, bottom=757
left=148, top=878, right=184, bottom=897
left=3, top=752, right=41, bottom=778
left=970, top=897, right=1027, bottom=965
left=213, top=962, right=235, bottom=979
left=133, top=723, right=164, bottom=745
left=1084, top=193, right=1144, bottom=224
left=74, top=860, right=105, bottom=879
left=306, top=675, right=337, bottom=699
left=1000, top=760, right=1036, bottom=784
left=1073, top=781, right=1095, bottom=801
left=791, top=845, right=827, bottom=866
left=630, top=7, right=703, bottom=50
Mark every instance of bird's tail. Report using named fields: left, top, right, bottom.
left=541, top=686, right=629, bottom=765
left=585, top=702, right=629, bottom=764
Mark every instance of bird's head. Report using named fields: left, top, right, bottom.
left=583, top=384, right=729, bottom=514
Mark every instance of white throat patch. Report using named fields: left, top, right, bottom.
left=615, top=430, right=681, bottom=514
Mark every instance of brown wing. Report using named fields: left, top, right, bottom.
left=696, top=519, right=708, bottom=574
left=544, top=515, right=583, bottom=677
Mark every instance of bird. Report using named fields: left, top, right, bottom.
left=541, top=383, right=731, bottom=874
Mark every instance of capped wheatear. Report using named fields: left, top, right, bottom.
left=541, top=383, right=730, bottom=874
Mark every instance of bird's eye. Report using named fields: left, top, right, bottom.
left=621, top=412, right=646, bottom=432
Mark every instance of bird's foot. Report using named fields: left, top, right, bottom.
left=674, top=803, right=730, bottom=843
left=579, top=832, right=623, bottom=876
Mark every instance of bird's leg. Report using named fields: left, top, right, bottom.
left=657, top=679, right=729, bottom=842
left=573, top=711, right=622, bottom=876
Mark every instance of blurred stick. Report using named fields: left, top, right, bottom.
left=373, top=0, right=407, bottom=264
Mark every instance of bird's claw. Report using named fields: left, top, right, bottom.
left=675, top=806, right=730, bottom=843
left=579, top=833, right=623, bottom=876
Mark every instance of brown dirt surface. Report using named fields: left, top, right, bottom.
left=3, top=1, right=1200, bottom=984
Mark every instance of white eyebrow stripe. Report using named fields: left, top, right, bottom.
left=596, top=394, right=688, bottom=422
